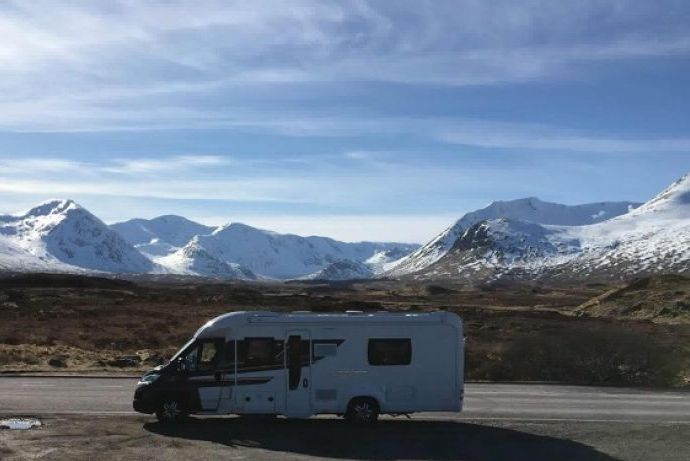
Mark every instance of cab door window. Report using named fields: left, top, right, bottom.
left=198, top=341, right=219, bottom=372
left=180, top=339, right=221, bottom=373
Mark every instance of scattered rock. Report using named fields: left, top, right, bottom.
left=144, top=354, right=165, bottom=365
left=48, top=356, right=68, bottom=368
left=107, top=355, right=141, bottom=368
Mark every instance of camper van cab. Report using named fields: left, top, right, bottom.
left=133, top=310, right=464, bottom=424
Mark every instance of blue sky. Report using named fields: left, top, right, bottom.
left=0, top=1, right=688, bottom=242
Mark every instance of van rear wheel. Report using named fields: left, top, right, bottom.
left=345, top=397, right=379, bottom=425
left=156, top=399, right=187, bottom=423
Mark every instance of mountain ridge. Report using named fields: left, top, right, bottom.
left=159, top=223, right=419, bottom=279
left=386, top=197, right=640, bottom=276
left=1, top=174, right=686, bottom=282
left=409, top=174, right=690, bottom=282
left=0, top=199, right=155, bottom=274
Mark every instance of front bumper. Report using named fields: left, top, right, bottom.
left=132, top=386, right=157, bottom=414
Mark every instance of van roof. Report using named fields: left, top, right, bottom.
left=201, top=310, right=461, bottom=331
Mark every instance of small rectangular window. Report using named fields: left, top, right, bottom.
left=237, top=338, right=283, bottom=371
left=368, top=338, right=412, bottom=366
left=314, top=343, right=337, bottom=358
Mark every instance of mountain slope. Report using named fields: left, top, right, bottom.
left=386, top=198, right=639, bottom=276
left=413, top=174, right=690, bottom=281
left=304, top=259, right=374, bottom=281
left=156, top=241, right=256, bottom=280
left=158, top=222, right=418, bottom=279
left=0, top=200, right=154, bottom=274
left=110, top=215, right=215, bottom=257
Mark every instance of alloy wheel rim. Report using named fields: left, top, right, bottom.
left=354, top=403, right=373, bottom=420
left=162, top=401, right=180, bottom=419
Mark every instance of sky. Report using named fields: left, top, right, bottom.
left=0, top=0, right=689, bottom=243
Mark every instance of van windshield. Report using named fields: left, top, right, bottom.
left=169, top=337, right=196, bottom=363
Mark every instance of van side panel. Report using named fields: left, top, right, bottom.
left=308, top=322, right=461, bottom=415
left=200, top=312, right=463, bottom=417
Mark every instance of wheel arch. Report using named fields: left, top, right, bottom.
left=342, top=384, right=385, bottom=412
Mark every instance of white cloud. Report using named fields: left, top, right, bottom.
left=433, top=120, right=690, bottom=153
left=0, top=176, right=320, bottom=203
left=0, top=158, right=82, bottom=173
left=101, top=155, right=232, bottom=174
left=0, top=1, right=688, bottom=132
left=0, top=155, right=232, bottom=176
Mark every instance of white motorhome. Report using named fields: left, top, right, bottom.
left=133, top=310, right=464, bottom=424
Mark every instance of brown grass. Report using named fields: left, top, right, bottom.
left=1, top=273, right=688, bottom=387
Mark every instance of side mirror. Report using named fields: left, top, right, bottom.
left=176, top=358, right=187, bottom=373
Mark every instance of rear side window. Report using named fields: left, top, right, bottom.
left=368, top=338, right=412, bottom=366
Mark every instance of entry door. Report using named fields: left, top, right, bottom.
left=285, top=329, right=311, bottom=417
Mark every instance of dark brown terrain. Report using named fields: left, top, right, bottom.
left=1, top=273, right=689, bottom=387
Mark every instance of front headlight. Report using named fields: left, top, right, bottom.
left=137, top=373, right=160, bottom=385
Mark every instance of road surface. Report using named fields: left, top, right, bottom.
left=2, top=378, right=689, bottom=460
left=0, top=377, right=688, bottom=423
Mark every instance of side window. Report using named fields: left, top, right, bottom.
left=368, top=338, right=412, bottom=366
left=181, top=344, right=199, bottom=372
left=198, top=340, right=219, bottom=372
left=314, top=343, right=337, bottom=358
left=181, top=339, right=220, bottom=373
left=217, top=340, right=236, bottom=370
left=237, top=338, right=283, bottom=371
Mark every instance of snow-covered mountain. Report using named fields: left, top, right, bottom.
left=304, top=259, right=375, bottom=281
left=386, top=198, right=640, bottom=276
left=110, top=215, right=215, bottom=257
left=365, top=248, right=414, bottom=274
left=157, top=222, right=419, bottom=279
left=3, top=173, right=686, bottom=284
left=0, top=201, right=418, bottom=280
left=410, top=174, right=690, bottom=282
left=156, top=241, right=256, bottom=280
left=0, top=200, right=154, bottom=274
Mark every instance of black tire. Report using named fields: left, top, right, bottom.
left=345, top=397, right=379, bottom=425
left=155, top=398, right=187, bottom=423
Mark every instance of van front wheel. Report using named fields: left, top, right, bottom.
left=156, top=399, right=187, bottom=423
left=345, top=397, right=379, bottom=425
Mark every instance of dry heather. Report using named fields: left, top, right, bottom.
left=578, top=274, right=690, bottom=323
left=0, top=273, right=688, bottom=387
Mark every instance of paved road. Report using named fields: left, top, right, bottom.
left=1, top=377, right=689, bottom=423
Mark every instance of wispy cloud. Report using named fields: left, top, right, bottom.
left=101, top=155, right=231, bottom=174
left=0, top=176, right=318, bottom=203
left=0, top=150, right=532, bottom=208
left=432, top=120, right=690, bottom=154
left=0, top=155, right=232, bottom=175
left=0, top=1, right=689, bottom=132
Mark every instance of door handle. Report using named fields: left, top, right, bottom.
left=215, top=372, right=222, bottom=382
left=303, top=378, right=309, bottom=388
